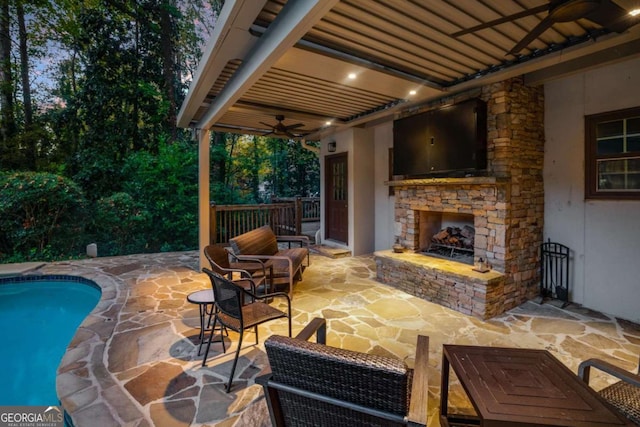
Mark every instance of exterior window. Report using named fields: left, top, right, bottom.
left=585, top=106, right=640, bottom=199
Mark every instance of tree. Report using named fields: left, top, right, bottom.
left=0, top=0, right=16, bottom=149
left=122, top=139, right=198, bottom=252
left=159, top=0, right=178, bottom=142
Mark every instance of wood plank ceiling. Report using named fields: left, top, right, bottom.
left=184, top=0, right=640, bottom=139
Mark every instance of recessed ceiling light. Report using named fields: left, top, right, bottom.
left=409, top=90, right=417, bottom=96
left=347, top=73, right=357, bottom=80
left=630, top=8, right=640, bottom=16
left=325, top=121, right=332, bottom=126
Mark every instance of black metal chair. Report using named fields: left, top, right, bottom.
left=257, top=317, right=429, bottom=427
left=201, top=268, right=291, bottom=393
left=578, top=356, right=640, bottom=425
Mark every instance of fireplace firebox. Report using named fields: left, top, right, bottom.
left=419, top=211, right=475, bottom=265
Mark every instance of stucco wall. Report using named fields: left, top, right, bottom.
left=319, top=127, right=377, bottom=255
left=351, top=127, right=375, bottom=255
left=373, top=122, right=395, bottom=251
left=544, top=57, right=640, bottom=323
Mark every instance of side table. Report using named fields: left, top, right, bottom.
left=187, top=289, right=220, bottom=356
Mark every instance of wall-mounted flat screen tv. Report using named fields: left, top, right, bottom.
left=393, top=98, right=487, bottom=178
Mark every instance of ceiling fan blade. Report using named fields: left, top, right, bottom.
left=262, top=130, right=274, bottom=136
left=452, top=4, right=549, bottom=37
left=259, top=121, right=274, bottom=128
left=285, top=130, right=299, bottom=139
left=586, top=0, right=639, bottom=32
left=508, top=15, right=555, bottom=55
left=285, top=123, right=305, bottom=130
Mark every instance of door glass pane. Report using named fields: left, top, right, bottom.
left=597, top=157, right=640, bottom=191
left=332, top=162, right=346, bottom=201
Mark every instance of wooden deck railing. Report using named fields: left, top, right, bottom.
left=210, top=197, right=319, bottom=244
left=272, top=197, right=320, bottom=222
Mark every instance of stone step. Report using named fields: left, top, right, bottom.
left=311, top=245, right=351, bottom=259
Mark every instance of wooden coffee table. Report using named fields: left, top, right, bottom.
left=440, top=344, right=634, bottom=426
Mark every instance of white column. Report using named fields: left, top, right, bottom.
left=198, top=128, right=211, bottom=271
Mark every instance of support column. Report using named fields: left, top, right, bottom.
left=198, top=128, right=211, bottom=271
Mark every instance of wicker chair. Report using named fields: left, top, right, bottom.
left=578, top=356, right=640, bottom=425
left=257, top=318, right=429, bottom=427
left=201, top=268, right=291, bottom=393
left=204, top=244, right=268, bottom=296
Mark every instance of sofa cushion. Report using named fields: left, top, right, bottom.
left=229, top=225, right=278, bottom=256
left=278, top=248, right=308, bottom=270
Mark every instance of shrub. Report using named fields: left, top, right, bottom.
left=122, top=140, right=198, bottom=252
left=87, top=192, right=152, bottom=256
left=0, top=172, right=87, bottom=261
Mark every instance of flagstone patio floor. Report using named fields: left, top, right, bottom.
left=19, top=250, right=640, bottom=426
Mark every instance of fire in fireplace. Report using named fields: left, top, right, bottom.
left=424, top=225, right=475, bottom=265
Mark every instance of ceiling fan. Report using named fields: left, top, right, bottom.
left=260, top=115, right=305, bottom=138
left=452, top=0, right=640, bottom=55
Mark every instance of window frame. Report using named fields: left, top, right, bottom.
left=585, top=106, right=640, bottom=200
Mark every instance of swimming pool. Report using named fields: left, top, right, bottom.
left=0, top=275, right=101, bottom=406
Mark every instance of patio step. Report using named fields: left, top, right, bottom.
left=311, top=245, right=351, bottom=259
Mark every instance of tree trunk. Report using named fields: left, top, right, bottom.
left=17, top=0, right=35, bottom=169
left=160, top=0, right=177, bottom=142
left=211, top=131, right=227, bottom=184
left=0, top=0, right=15, bottom=145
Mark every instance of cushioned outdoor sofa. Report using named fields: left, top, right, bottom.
left=228, top=225, right=310, bottom=297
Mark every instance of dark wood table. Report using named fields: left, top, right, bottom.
left=440, top=344, right=634, bottom=427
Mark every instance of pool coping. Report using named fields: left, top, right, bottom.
left=32, top=252, right=222, bottom=427
left=0, top=262, right=46, bottom=277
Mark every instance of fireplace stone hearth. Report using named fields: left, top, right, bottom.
left=375, top=250, right=505, bottom=319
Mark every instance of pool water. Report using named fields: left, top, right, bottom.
left=0, top=276, right=101, bottom=405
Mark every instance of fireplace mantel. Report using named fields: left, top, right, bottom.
left=385, top=176, right=508, bottom=187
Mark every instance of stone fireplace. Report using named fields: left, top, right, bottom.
left=395, top=176, right=508, bottom=270
left=375, top=77, right=544, bottom=319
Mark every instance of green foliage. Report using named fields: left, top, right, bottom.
left=264, top=137, right=320, bottom=199
left=122, top=139, right=198, bottom=252
left=87, top=192, right=152, bottom=256
left=209, top=133, right=319, bottom=205
left=0, top=171, right=87, bottom=261
left=0, top=1, right=319, bottom=262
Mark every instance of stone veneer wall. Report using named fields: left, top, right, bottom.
left=388, top=77, right=544, bottom=317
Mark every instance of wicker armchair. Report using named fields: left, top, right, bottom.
left=578, top=356, right=640, bottom=425
left=204, top=244, right=268, bottom=296
left=257, top=318, right=429, bottom=426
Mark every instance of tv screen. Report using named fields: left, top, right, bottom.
left=393, top=98, right=487, bottom=178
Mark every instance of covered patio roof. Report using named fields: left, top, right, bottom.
left=178, top=0, right=640, bottom=140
